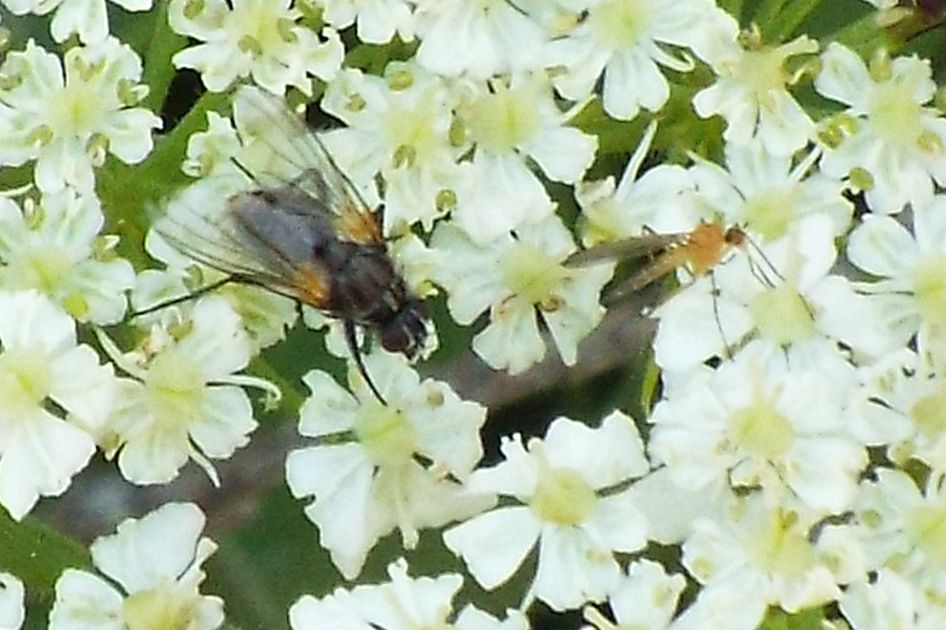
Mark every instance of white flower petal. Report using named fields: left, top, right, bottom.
left=90, top=503, right=206, bottom=593
left=49, top=569, right=123, bottom=630
left=443, top=506, right=540, bottom=590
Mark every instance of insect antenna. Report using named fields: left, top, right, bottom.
left=743, top=233, right=817, bottom=321
left=743, top=233, right=783, bottom=288
left=343, top=319, right=387, bottom=405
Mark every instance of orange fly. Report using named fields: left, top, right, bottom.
left=565, top=221, right=748, bottom=305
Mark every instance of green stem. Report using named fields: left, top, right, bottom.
left=141, top=0, right=188, bottom=113
left=752, top=0, right=789, bottom=32
left=827, top=13, right=889, bottom=55
left=763, top=0, right=823, bottom=43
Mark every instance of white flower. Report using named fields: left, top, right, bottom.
left=99, top=296, right=275, bottom=485
left=289, top=587, right=369, bottom=630
left=343, top=560, right=464, bottom=629
left=290, top=559, right=530, bottom=630
left=181, top=111, right=243, bottom=178
left=443, top=413, right=650, bottom=611
left=690, top=142, right=854, bottom=242
left=547, top=0, right=736, bottom=120
left=575, top=121, right=702, bottom=244
left=169, top=0, right=344, bottom=95
left=582, top=559, right=686, bottom=630
left=649, top=340, right=866, bottom=514
left=814, top=43, right=946, bottom=214
left=840, top=569, right=946, bottom=630
left=431, top=215, right=611, bottom=375
left=0, top=572, right=24, bottom=630
left=317, top=0, right=415, bottom=44
left=48, top=502, right=224, bottom=630
left=285, top=353, right=491, bottom=579
left=854, top=468, right=946, bottom=594
left=0, top=189, right=134, bottom=324
left=414, top=0, right=546, bottom=79
left=673, top=494, right=847, bottom=630
left=848, top=349, right=946, bottom=473
left=0, top=38, right=161, bottom=193
left=0, top=0, right=152, bottom=44
left=0, top=290, right=114, bottom=520
left=694, top=34, right=818, bottom=156
left=650, top=215, right=872, bottom=372
left=451, top=73, right=597, bottom=244
left=846, top=196, right=946, bottom=366
left=320, top=64, right=462, bottom=232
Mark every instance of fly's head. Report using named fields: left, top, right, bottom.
left=378, top=295, right=429, bottom=359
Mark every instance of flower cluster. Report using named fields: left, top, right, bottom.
left=0, top=0, right=944, bottom=629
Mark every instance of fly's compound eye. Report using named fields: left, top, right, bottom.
left=380, top=300, right=429, bottom=358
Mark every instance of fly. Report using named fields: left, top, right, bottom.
left=140, top=86, right=429, bottom=405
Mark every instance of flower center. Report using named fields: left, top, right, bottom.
left=910, top=386, right=946, bottom=439
left=743, top=188, right=798, bottom=241
left=6, top=246, right=73, bottom=294
left=749, top=284, right=814, bottom=346
left=0, top=347, right=52, bottom=416
left=869, top=82, right=924, bottom=147
left=122, top=583, right=199, bottom=630
left=467, top=86, right=540, bottom=154
left=589, top=0, right=649, bottom=50
left=385, top=106, right=441, bottom=169
left=747, top=511, right=815, bottom=577
left=912, top=254, right=946, bottom=325
left=906, top=501, right=946, bottom=566
left=530, top=466, right=597, bottom=525
left=233, top=3, right=296, bottom=56
left=735, top=37, right=817, bottom=111
left=353, top=403, right=417, bottom=468
left=501, top=244, right=568, bottom=305
left=145, top=350, right=205, bottom=428
left=729, top=395, right=793, bottom=460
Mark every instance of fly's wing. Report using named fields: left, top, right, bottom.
left=148, top=175, right=320, bottom=297
left=564, top=232, right=685, bottom=267
left=154, top=176, right=331, bottom=305
left=231, top=86, right=383, bottom=246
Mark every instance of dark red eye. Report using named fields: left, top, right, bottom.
left=379, top=301, right=428, bottom=358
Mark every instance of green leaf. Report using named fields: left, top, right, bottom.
left=760, top=606, right=828, bottom=630
left=0, top=510, right=89, bottom=598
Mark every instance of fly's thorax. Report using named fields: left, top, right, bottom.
left=324, top=242, right=406, bottom=317
left=683, top=222, right=741, bottom=277
left=318, top=242, right=429, bottom=357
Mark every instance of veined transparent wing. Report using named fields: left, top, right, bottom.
left=230, top=86, right=383, bottom=246
left=564, top=232, right=686, bottom=267
left=153, top=176, right=327, bottom=303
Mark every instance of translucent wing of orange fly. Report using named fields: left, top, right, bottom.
left=567, top=222, right=745, bottom=306
left=564, top=232, right=685, bottom=267
left=231, top=86, right=383, bottom=246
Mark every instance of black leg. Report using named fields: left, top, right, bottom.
left=129, top=275, right=236, bottom=319
left=343, top=319, right=387, bottom=405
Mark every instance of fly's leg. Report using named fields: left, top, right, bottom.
left=710, top=270, right=733, bottom=360
left=129, top=275, right=237, bottom=319
left=343, top=319, right=387, bottom=405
